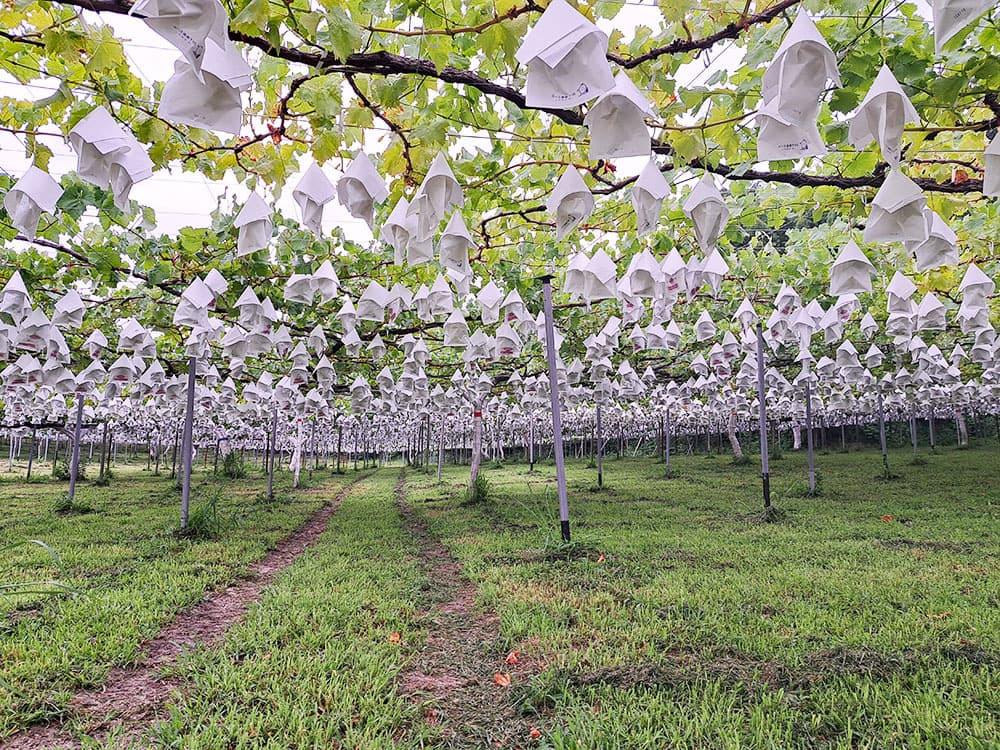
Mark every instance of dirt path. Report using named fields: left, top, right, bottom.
left=2, top=475, right=368, bottom=750
left=395, top=470, right=537, bottom=749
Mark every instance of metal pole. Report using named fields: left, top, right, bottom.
left=877, top=391, right=889, bottom=477
left=423, top=413, right=431, bottom=470
left=98, top=421, right=108, bottom=481
left=26, top=428, right=36, bottom=480
left=67, top=396, right=85, bottom=502
left=805, top=380, right=815, bottom=494
left=171, top=425, right=179, bottom=479
left=596, top=401, right=603, bottom=488
left=309, top=419, right=316, bottom=479
left=267, top=400, right=278, bottom=500
left=664, top=408, right=671, bottom=478
left=336, top=419, right=343, bottom=472
left=180, top=356, right=197, bottom=528
left=928, top=410, right=935, bottom=451
left=755, top=323, right=771, bottom=509
left=437, top=415, right=445, bottom=482
left=541, top=275, right=571, bottom=542
left=528, top=416, right=535, bottom=472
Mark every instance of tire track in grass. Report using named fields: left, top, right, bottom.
left=395, top=469, right=536, bottom=749
left=1, top=473, right=371, bottom=750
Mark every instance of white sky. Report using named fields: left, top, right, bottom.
left=0, top=0, right=934, bottom=245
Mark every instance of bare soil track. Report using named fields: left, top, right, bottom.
left=395, top=470, right=538, bottom=749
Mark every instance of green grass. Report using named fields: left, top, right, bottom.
left=0, top=465, right=358, bottom=736
left=144, top=471, right=430, bottom=749
left=406, top=447, right=1000, bottom=749
left=1, top=448, right=998, bottom=748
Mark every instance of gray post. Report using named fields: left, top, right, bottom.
left=309, top=419, right=316, bottom=479
left=26, top=428, right=36, bottom=480
left=436, top=415, right=445, bottom=483
left=805, top=380, right=815, bottom=494
left=180, top=356, right=197, bottom=528
left=98, top=421, right=109, bottom=481
left=267, top=400, right=279, bottom=500
left=755, top=323, right=771, bottom=508
left=423, top=413, right=431, bottom=470
left=928, top=410, right=935, bottom=451
left=528, top=416, right=535, bottom=472
left=541, top=275, right=571, bottom=542
left=596, top=401, right=603, bottom=488
left=664, top=408, right=671, bottom=477
left=910, top=410, right=918, bottom=458
left=67, top=396, right=85, bottom=502
left=877, top=391, right=889, bottom=477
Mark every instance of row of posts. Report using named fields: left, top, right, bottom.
left=35, top=295, right=988, bottom=534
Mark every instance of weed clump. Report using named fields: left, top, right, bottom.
left=791, top=472, right=822, bottom=497
left=177, top=492, right=233, bottom=540
left=463, top=473, right=490, bottom=505
left=736, top=506, right=787, bottom=524
left=222, top=451, right=246, bottom=479
left=93, top=468, right=115, bottom=487
left=51, top=461, right=85, bottom=481
left=51, top=493, right=94, bottom=515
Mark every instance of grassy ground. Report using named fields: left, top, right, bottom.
left=145, top=471, right=430, bottom=749
left=0, top=463, right=354, bottom=736
left=406, top=446, right=1000, bottom=749
left=2, top=446, right=998, bottom=748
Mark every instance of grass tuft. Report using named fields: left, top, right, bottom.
left=92, top=468, right=115, bottom=487
left=222, top=451, right=247, bottom=479
left=51, top=460, right=85, bottom=481
left=540, top=535, right=600, bottom=561
left=463, top=473, right=490, bottom=505
left=51, top=493, right=94, bottom=515
left=176, top=492, right=236, bottom=540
